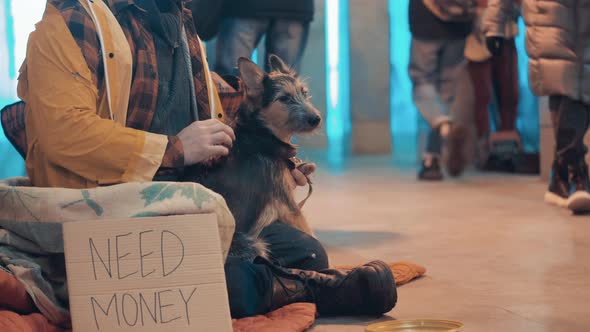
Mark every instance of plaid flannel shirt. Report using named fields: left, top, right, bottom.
left=42, top=0, right=243, bottom=171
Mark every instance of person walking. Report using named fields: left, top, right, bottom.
left=466, top=0, right=521, bottom=168
left=485, top=0, right=590, bottom=213
left=409, top=0, right=477, bottom=180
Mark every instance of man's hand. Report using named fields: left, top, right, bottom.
left=486, top=37, right=504, bottom=56
left=291, top=162, right=317, bottom=188
left=177, top=119, right=236, bottom=166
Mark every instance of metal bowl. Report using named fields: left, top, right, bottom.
left=366, top=319, right=464, bottom=332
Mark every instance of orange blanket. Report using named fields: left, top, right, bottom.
left=0, top=262, right=425, bottom=332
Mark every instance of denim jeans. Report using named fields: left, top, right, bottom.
left=215, top=18, right=310, bottom=75
left=409, top=37, right=467, bottom=155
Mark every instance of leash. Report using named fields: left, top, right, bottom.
left=289, top=157, right=314, bottom=209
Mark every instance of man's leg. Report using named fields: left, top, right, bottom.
left=264, top=19, right=310, bottom=72
left=468, top=59, right=493, bottom=168
left=409, top=38, right=446, bottom=180
left=438, top=39, right=467, bottom=110
left=552, top=96, right=590, bottom=212
left=554, top=97, right=589, bottom=164
left=468, top=59, right=493, bottom=139
left=215, top=18, right=268, bottom=75
left=225, top=224, right=396, bottom=318
left=259, top=222, right=329, bottom=271
left=492, top=39, right=519, bottom=132
left=545, top=96, right=570, bottom=207
left=438, top=38, right=469, bottom=177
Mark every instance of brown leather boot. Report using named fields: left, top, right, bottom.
left=261, top=259, right=397, bottom=316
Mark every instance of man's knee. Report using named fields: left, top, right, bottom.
left=260, top=222, right=330, bottom=271
left=303, top=235, right=329, bottom=271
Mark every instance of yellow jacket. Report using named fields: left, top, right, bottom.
left=17, top=0, right=224, bottom=189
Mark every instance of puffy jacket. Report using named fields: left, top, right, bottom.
left=223, top=0, right=314, bottom=22
left=485, top=0, right=590, bottom=104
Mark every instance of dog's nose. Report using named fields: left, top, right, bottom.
left=308, top=115, right=321, bottom=127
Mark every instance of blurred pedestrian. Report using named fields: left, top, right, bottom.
left=485, top=0, right=590, bottom=213
left=215, top=0, right=314, bottom=75
left=189, top=0, right=226, bottom=41
left=409, top=0, right=477, bottom=181
left=466, top=0, right=521, bottom=168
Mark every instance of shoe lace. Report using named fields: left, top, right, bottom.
left=297, top=271, right=324, bottom=303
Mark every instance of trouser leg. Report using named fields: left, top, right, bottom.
left=468, top=59, right=493, bottom=138
left=225, top=256, right=274, bottom=318
left=409, top=38, right=447, bottom=156
left=492, top=39, right=519, bottom=132
left=215, top=18, right=268, bottom=75
left=552, top=96, right=590, bottom=164
left=265, top=19, right=310, bottom=72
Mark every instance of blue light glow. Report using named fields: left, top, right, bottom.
left=252, top=48, right=259, bottom=65
left=388, top=0, right=418, bottom=164
left=515, top=17, right=539, bottom=152
left=325, top=0, right=350, bottom=146
left=1, top=0, right=45, bottom=178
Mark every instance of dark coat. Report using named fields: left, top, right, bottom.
left=409, top=0, right=473, bottom=40
left=223, top=0, right=315, bottom=22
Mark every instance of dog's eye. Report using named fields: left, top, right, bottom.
left=278, top=95, right=291, bottom=103
left=301, top=88, right=309, bottom=97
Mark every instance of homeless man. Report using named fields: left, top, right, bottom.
left=14, top=0, right=397, bottom=319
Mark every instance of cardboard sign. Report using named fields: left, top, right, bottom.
left=63, top=214, right=232, bottom=332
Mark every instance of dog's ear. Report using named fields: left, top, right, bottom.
left=238, top=57, right=265, bottom=98
left=268, top=54, right=291, bottom=74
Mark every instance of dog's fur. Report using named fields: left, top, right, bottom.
left=184, top=55, right=322, bottom=260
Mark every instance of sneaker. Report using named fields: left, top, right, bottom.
left=544, top=159, right=569, bottom=208
left=418, top=155, right=443, bottom=181
left=566, top=160, right=590, bottom=213
left=445, top=124, right=468, bottom=177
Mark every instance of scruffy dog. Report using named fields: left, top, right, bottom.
left=184, top=55, right=322, bottom=260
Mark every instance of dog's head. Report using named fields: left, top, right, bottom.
left=238, top=55, right=322, bottom=142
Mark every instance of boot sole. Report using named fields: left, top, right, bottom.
left=567, top=191, right=590, bottom=214
left=544, top=191, right=568, bottom=208
left=446, top=125, right=468, bottom=178
left=364, top=260, right=398, bottom=315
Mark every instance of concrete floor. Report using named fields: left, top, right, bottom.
left=298, top=157, right=590, bottom=332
